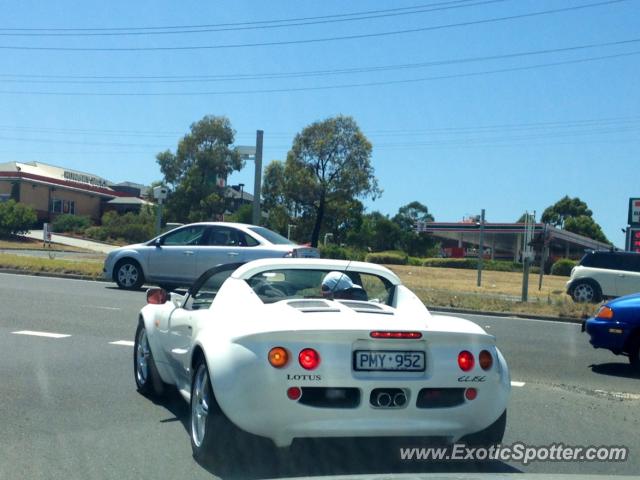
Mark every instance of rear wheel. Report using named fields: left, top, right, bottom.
left=190, top=360, right=278, bottom=474
left=115, top=259, right=144, bottom=290
left=133, top=321, right=165, bottom=397
left=460, top=410, right=507, bottom=447
left=571, top=280, right=602, bottom=303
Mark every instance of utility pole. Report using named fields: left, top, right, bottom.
left=538, top=223, right=549, bottom=290
left=252, top=130, right=264, bottom=225
left=477, top=209, right=485, bottom=287
left=521, top=211, right=535, bottom=302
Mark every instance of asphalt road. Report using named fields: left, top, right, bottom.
left=1, top=273, right=638, bottom=479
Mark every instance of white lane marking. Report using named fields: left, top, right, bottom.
left=12, top=330, right=70, bottom=339
left=511, top=381, right=526, bottom=387
left=110, top=340, right=134, bottom=347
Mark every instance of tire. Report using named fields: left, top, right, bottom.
left=133, top=321, right=165, bottom=397
left=571, top=280, right=602, bottom=303
left=190, top=359, right=278, bottom=474
left=628, top=336, right=640, bottom=372
left=115, top=259, right=144, bottom=290
left=460, top=410, right=507, bottom=447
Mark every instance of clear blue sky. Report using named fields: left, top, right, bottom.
left=1, top=0, right=638, bottom=247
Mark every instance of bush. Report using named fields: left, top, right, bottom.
left=365, top=251, right=408, bottom=265
left=99, top=210, right=155, bottom=244
left=52, top=214, right=92, bottom=234
left=0, top=200, right=37, bottom=237
left=319, top=244, right=366, bottom=261
left=84, top=226, right=109, bottom=242
left=551, top=258, right=577, bottom=276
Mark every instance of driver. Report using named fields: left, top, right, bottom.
left=321, top=271, right=367, bottom=300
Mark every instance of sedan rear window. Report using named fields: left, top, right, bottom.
left=248, top=226, right=295, bottom=245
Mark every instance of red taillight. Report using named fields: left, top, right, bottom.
left=479, top=350, right=493, bottom=370
left=458, top=350, right=474, bottom=371
left=287, top=387, right=301, bottom=400
left=146, top=288, right=167, bottom=305
left=298, top=348, right=320, bottom=370
left=465, top=388, right=477, bottom=401
left=370, top=331, right=422, bottom=339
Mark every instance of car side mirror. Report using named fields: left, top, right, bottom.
left=154, top=238, right=162, bottom=248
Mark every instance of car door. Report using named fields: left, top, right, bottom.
left=194, top=226, right=246, bottom=277
left=615, top=254, right=640, bottom=297
left=165, top=264, right=240, bottom=388
left=146, top=225, right=206, bottom=284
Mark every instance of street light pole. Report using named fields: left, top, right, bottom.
left=252, top=130, right=264, bottom=225
left=477, top=209, right=485, bottom=287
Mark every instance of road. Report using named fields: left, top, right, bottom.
left=0, top=273, right=638, bottom=479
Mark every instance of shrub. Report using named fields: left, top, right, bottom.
left=52, top=214, right=92, bottom=234
left=0, top=200, right=37, bottom=237
left=365, top=251, right=408, bottom=265
left=551, top=258, right=577, bottom=276
left=420, top=257, right=539, bottom=273
left=100, top=210, right=155, bottom=244
left=84, top=226, right=109, bottom=242
left=319, top=244, right=366, bottom=261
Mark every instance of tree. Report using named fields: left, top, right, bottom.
left=564, top=215, right=608, bottom=243
left=541, top=196, right=592, bottom=228
left=541, top=196, right=609, bottom=243
left=156, top=116, right=243, bottom=222
left=392, top=201, right=436, bottom=257
left=283, top=116, right=380, bottom=247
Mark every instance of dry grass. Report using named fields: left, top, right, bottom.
left=388, top=264, right=598, bottom=319
left=0, top=253, right=103, bottom=278
left=0, top=237, right=93, bottom=253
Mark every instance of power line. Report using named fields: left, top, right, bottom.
left=0, top=0, right=629, bottom=52
left=0, top=49, right=637, bottom=96
left=0, top=1, right=505, bottom=37
left=1, top=37, right=638, bottom=84
left=0, top=0, right=479, bottom=32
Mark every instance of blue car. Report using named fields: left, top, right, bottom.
left=583, top=293, right=640, bottom=371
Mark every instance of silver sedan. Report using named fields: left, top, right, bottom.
left=103, top=222, right=319, bottom=289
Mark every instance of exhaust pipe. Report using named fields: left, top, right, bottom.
left=393, top=392, right=407, bottom=407
left=376, top=392, right=392, bottom=407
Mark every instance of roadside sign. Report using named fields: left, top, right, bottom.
left=628, top=198, right=640, bottom=226
left=43, top=223, right=52, bottom=243
left=628, top=227, right=640, bottom=253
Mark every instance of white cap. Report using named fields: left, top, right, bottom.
left=321, top=271, right=362, bottom=292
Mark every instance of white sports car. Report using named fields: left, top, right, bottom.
left=134, top=258, right=510, bottom=467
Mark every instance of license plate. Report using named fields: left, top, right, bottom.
left=353, top=350, right=425, bottom=372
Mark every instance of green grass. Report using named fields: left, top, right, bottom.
left=0, top=253, right=103, bottom=278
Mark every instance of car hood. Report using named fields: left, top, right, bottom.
left=606, top=292, right=640, bottom=309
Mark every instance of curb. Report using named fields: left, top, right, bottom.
left=429, top=305, right=584, bottom=324
left=0, top=268, right=100, bottom=282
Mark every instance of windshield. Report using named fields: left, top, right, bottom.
left=246, top=268, right=393, bottom=305
left=249, top=226, right=295, bottom=245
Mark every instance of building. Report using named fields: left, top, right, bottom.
left=418, top=221, right=612, bottom=262
left=0, top=161, right=151, bottom=224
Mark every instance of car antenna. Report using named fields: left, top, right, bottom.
left=328, top=259, right=353, bottom=300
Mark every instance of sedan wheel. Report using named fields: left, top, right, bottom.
left=116, top=261, right=144, bottom=289
left=191, top=364, right=211, bottom=449
left=189, top=360, right=279, bottom=474
left=133, top=322, right=164, bottom=397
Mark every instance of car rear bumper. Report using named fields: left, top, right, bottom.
left=214, top=350, right=511, bottom=447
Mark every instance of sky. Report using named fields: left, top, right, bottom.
left=1, top=0, right=638, bottom=247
